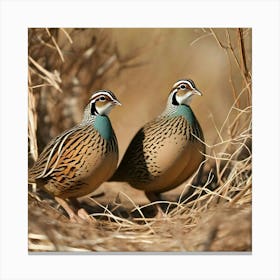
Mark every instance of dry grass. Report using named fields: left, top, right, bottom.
left=28, top=28, right=252, bottom=252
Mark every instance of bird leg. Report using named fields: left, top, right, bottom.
left=69, top=198, right=94, bottom=222
left=192, top=160, right=205, bottom=186
left=55, top=197, right=94, bottom=223
left=54, top=197, right=82, bottom=222
left=145, top=192, right=165, bottom=219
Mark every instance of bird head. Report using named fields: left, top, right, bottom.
left=89, top=90, right=121, bottom=116
left=169, top=79, right=202, bottom=106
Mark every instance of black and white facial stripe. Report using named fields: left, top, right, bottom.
left=89, top=90, right=117, bottom=103
left=172, top=79, right=197, bottom=91
left=90, top=101, right=98, bottom=116
left=90, top=90, right=112, bottom=115
left=172, top=91, right=179, bottom=105
left=171, top=79, right=199, bottom=106
left=90, top=90, right=120, bottom=116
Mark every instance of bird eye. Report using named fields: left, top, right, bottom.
left=180, top=84, right=186, bottom=89
left=99, top=96, right=106, bottom=102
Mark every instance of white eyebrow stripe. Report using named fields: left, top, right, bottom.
left=90, top=90, right=113, bottom=101
left=173, top=79, right=196, bottom=89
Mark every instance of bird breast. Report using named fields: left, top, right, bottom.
left=125, top=115, right=204, bottom=192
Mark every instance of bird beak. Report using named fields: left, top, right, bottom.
left=193, top=89, right=202, bottom=96
left=113, top=99, right=122, bottom=106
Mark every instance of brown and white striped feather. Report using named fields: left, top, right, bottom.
left=29, top=124, right=118, bottom=198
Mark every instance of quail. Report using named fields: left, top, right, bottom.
left=29, top=90, right=121, bottom=222
left=111, top=79, right=205, bottom=216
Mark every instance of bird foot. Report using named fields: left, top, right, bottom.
left=69, top=213, right=86, bottom=223
left=77, top=208, right=96, bottom=223
left=68, top=209, right=96, bottom=224
left=55, top=196, right=96, bottom=224
left=154, top=204, right=166, bottom=219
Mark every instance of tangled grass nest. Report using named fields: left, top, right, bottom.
left=28, top=28, right=252, bottom=252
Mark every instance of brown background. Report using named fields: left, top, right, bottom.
left=28, top=27, right=251, bottom=205
left=28, top=28, right=252, bottom=251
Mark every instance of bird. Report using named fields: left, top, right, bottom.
left=111, top=79, right=205, bottom=217
left=28, top=90, right=121, bottom=222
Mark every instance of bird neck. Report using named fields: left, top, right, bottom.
left=93, top=115, right=113, bottom=141
left=81, top=105, right=113, bottom=140
left=162, top=103, right=195, bottom=125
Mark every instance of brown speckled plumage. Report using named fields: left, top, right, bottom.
left=111, top=79, right=205, bottom=205
left=29, top=123, right=118, bottom=198
left=28, top=90, right=121, bottom=221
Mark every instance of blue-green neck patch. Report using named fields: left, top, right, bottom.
left=172, top=105, right=195, bottom=125
left=94, top=115, right=113, bottom=140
